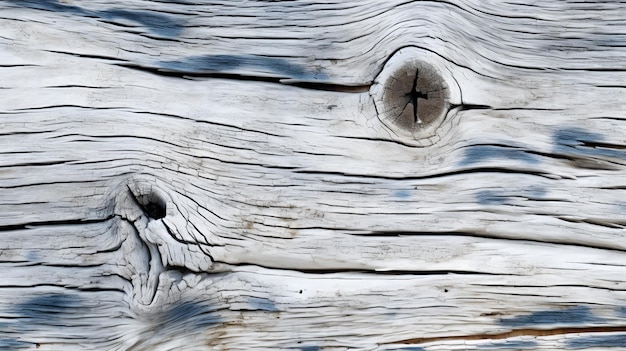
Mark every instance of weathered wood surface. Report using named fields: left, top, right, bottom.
left=2, top=0, right=626, bottom=350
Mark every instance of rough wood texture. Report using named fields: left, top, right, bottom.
left=2, top=0, right=626, bottom=350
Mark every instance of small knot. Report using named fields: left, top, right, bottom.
left=371, top=48, right=451, bottom=145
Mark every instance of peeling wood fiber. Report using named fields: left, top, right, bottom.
left=2, top=0, right=626, bottom=350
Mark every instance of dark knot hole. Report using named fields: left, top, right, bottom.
left=142, top=197, right=167, bottom=219
left=130, top=187, right=167, bottom=219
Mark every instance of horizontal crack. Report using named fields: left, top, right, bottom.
left=294, top=167, right=557, bottom=180
left=385, top=326, right=626, bottom=345
left=218, top=262, right=508, bottom=276
left=355, top=230, right=626, bottom=253
left=0, top=216, right=116, bottom=232
left=116, top=63, right=369, bottom=92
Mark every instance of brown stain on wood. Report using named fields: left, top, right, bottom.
left=385, top=325, right=626, bottom=345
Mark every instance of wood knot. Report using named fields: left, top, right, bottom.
left=371, top=48, right=452, bottom=145
left=128, top=182, right=168, bottom=220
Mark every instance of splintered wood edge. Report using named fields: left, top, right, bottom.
left=370, top=47, right=462, bottom=147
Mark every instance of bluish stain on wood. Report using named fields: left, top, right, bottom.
left=554, top=128, right=603, bottom=151
left=26, top=251, right=38, bottom=261
left=383, top=347, right=425, bottom=351
left=479, top=340, right=538, bottom=349
left=13, top=293, right=79, bottom=326
left=476, top=190, right=508, bottom=205
left=159, top=55, right=327, bottom=80
left=393, top=190, right=412, bottom=200
left=592, top=35, right=626, bottom=48
left=12, top=0, right=86, bottom=15
left=99, top=9, right=184, bottom=37
left=554, top=127, right=626, bottom=160
left=13, top=0, right=184, bottom=37
left=160, top=301, right=221, bottom=331
left=300, top=346, right=321, bottom=351
left=526, top=185, right=547, bottom=198
left=617, top=306, right=626, bottom=318
left=0, top=338, right=30, bottom=350
left=247, top=296, right=279, bottom=312
left=459, top=145, right=538, bottom=166
left=565, top=334, right=626, bottom=349
left=499, top=306, right=603, bottom=327
left=542, top=33, right=626, bottom=52
left=476, top=186, right=547, bottom=205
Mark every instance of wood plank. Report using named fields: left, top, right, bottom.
left=1, top=0, right=626, bottom=349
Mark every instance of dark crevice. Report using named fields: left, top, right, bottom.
left=162, top=221, right=182, bottom=242
left=564, top=68, right=626, bottom=72
left=164, top=263, right=211, bottom=276
left=0, top=179, right=106, bottom=189
left=527, top=150, right=624, bottom=170
left=0, top=64, right=39, bottom=68
left=170, top=188, right=225, bottom=222
left=125, top=187, right=166, bottom=220
left=298, top=269, right=508, bottom=276
left=98, top=19, right=136, bottom=28
left=0, top=283, right=125, bottom=294
left=526, top=150, right=578, bottom=161
left=14, top=105, right=123, bottom=111
left=0, top=283, right=75, bottom=290
left=45, top=50, right=127, bottom=62
left=282, top=80, right=369, bottom=92
left=409, top=69, right=421, bottom=123
left=20, top=262, right=106, bottom=268
left=334, top=134, right=434, bottom=149
left=596, top=186, right=626, bottom=190
left=161, top=220, right=219, bottom=262
left=116, top=63, right=281, bottom=81
left=474, top=283, right=626, bottom=292
left=94, top=240, right=125, bottom=254
left=492, top=107, right=564, bottom=111
left=558, top=217, right=625, bottom=229
left=589, top=116, right=626, bottom=121
left=580, top=141, right=626, bottom=150
left=48, top=133, right=184, bottom=148
left=44, top=85, right=111, bottom=89
left=294, top=167, right=554, bottom=181
left=222, top=262, right=507, bottom=276
left=595, top=85, right=626, bottom=88
left=293, top=150, right=344, bottom=157
left=0, top=160, right=78, bottom=168
left=136, top=33, right=182, bottom=42
left=0, top=131, right=50, bottom=137
left=459, top=142, right=533, bottom=151
left=0, top=216, right=116, bottom=232
left=144, top=204, right=166, bottom=220
left=450, top=103, right=492, bottom=111
left=116, top=63, right=369, bottom=92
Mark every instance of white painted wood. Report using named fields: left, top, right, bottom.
left=2, top=0, right=626, bottom=350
